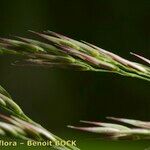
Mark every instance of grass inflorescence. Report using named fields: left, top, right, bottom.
left=0, top=31, right=150, bottom=143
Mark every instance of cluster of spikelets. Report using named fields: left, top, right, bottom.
left=0, top=85, right=79, bottom=150
left=0, top=31, right=149, bottom=81
left=68, top=117, right=150, bottom=140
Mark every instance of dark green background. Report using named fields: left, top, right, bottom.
left=0, top=0, right=150, bottom=149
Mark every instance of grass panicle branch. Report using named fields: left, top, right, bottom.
left=0, top=85, right=79, bottom=150
left=0, top=31, right=149, bottom=81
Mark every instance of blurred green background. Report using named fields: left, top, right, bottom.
left=0, top=0, right=150, bottom=149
